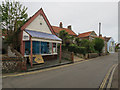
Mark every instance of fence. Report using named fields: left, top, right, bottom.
left=2, top=57, right=27, bottom=73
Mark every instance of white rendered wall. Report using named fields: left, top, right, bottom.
left=107, top=38, right=115, bottom=53
left=23, top=31, right=30, bottom=41
left=26, top=14, right=52, bottom=34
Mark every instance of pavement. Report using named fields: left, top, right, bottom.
left=74, top=55, right=84, bottom=62
left=111, top=65, right=118, bottom=88
left=110, top=50, right=119, bottom=89
left=2, top=53, right=118, bottom=88
left=27, top=59, right=73, bottom=72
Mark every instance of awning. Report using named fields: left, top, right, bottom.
left=25, top=29, right=62, bottom=43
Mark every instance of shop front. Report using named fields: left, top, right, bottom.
left=22, top=29, right=62, bottom=67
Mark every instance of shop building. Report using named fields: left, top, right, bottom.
left=20, top=8, right=62, bottom=67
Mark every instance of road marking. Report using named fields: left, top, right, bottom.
left=107, top=64, right=118, bottom=88
left=2, top=59, right=92, bottom=78
left=99, top=64, right=117, bottom=90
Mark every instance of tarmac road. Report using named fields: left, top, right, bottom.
left=2, top=53, right=118, bottom=88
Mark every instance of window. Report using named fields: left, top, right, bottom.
left=25, top=41, right=40, bottom=55
left=25, top=41, right=57, bottom=55
left=53, top=43, right=57, bottom=53
left=32, top=41, right=40, bottom=54
left=41, top=42, right=48, bottom=54
left=40, top=23, right=42, bottom=25
left=49, top=43, right=52, bottom=54
left=25, top=41, right=30, bottom=55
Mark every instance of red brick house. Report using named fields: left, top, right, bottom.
left=78, top=31, right=108, bottom=54
left=52, top=22, right=77, bottom=37
left=78, top=31, right=97, bottom=40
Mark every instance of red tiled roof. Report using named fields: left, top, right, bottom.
left=52, top=26, right=77, bottom=36
left=21, top=8, right=56, bottom=35
left=91, top=35, right=105, bottom=40
left=78, top=31, right=93, bottom=38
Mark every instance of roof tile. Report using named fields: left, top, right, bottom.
left=78, top=31, right=93, bottom=38
left=52, top=26, right=77, bottom=36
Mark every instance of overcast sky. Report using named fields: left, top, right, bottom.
left=0, top=0, right=118, bottom=42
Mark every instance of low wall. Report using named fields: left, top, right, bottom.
left=88, top=53, right=99, bottom=58
left=2, top=57, right=27, bottom=73
left=43, top=55, right=58, bottom=61
left=60, top=51, right=74, bottom=62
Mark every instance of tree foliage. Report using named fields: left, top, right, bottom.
left=68, top=44, right=86, bottom=55
left=75, top=37, right=81, bottom=46
left=1, top=1, right=28, bottom=51
left=59, top=30, right=69, bottom=44
left=93, top=38, right=104, bottom=54
left=1, top=0, right=28, bottom=33
left=80, top=39, right=95, bottom=53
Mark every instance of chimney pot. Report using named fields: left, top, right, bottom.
left=67, top=25, right=72, bottom=30
left=59, top=22, right=63, bottom=28
left=99, top=34, right=102, bottom=37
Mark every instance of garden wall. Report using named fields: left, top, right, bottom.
left=88, top=53, right=99, bottom=58
left=2, top=57, right=27, bottom=73
left=58, top=50, right=74, bottom=62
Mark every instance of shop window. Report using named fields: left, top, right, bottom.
left=49, top=43, right=52, bottom=54
left=32, top=41, right=40, bottom=54
left=25, top=41, right=41, bottom=55
left=53, top=43, right=57, bottom=53
left=41, top=42, right=49, bottom=54
left=25, top=41, right=30, bottom=55
left=25, top=41, right=56, bottom=55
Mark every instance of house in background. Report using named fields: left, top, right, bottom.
left=52, top=22, right=77, bottom=37
left=92, top=34, right=107, bottom=54
left=20, top=8, right=62, bottom=67
left=105, top=37, right=115, bottom=53
left=78, top=31, right=108, bottom=54
left=78, top=31, right=97, bottom=40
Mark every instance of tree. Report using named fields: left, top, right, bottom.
left=79, top=39, right=95, bottom=53
left=75, top=37, right=81, bottom=46
left=67, top=35, right=75, bottom=44
left=1, top=1, right=28, bottom=33
left=93, top=38, right=104, bottom=55
left=59, top=30, right=69, bottom=44
left=1, top=1, right=28, bottom=51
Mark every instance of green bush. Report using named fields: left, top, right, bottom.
left=93, top=38, right=104, bottom=54
left=68, top=44, right=78, bottom=53
left=80, top=39, right=95, bottom=53
left=68, top=44, right=86, bottom=55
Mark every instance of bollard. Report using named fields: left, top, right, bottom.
left=71, top=52, right=74, bottom=63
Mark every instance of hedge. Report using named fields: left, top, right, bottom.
left=68, top=44, right=86, bottom=55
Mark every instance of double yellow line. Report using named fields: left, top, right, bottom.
left=99, top=64, right=117, bottom=90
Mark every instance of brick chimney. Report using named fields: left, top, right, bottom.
left=99, top=34, right=102, bottom=37
left=59, top=22, right=63, bottom=28
left=67, top=25, right=72, bottom=30
left=104, top=36, right=107, bottom=41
